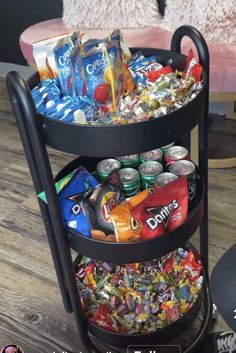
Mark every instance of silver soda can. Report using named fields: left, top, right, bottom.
left=97, top=159, right=121, bottom=181
left=139, top=161, right=163, bottom=190
left=154, top=172, right=178, bottom=189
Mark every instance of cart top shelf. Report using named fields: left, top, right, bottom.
left=28, top=48, right=206, bottom=157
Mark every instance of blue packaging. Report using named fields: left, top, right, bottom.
left=129, top=56, right=162, bottom=85
left=54, top=37, right=75, bottom=95
left=58, top=166, right=99, bottom=237
left=69, top=47, right=85, bottom=96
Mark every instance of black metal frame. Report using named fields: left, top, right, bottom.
left=6, top=25, right=211, bottom=353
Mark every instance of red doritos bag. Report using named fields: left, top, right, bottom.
left=132, top=176, right=188, bottom=240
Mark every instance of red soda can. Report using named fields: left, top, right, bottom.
left=164, top=146, right=189, bottom=167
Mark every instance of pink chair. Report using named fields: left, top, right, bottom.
left=20, top=18, right=236, bottom=167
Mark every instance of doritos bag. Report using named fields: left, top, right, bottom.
left=132, top=176, right=188, bottom=240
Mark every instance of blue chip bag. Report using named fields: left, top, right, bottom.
left=38, top=166, right=99, bottom=237
left=58, top=166, right=99, bottom=237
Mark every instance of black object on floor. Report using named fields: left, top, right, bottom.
left=196, top=331, right=236, bottom=353
left=211, top=244, right=236, bottom=332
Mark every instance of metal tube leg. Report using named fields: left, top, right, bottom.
left=6, top=72, right=73, bottom=313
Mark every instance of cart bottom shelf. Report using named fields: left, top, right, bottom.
left=88, top=278, right=212, bottom=353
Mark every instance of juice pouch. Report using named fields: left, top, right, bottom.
left=69, top=47, right=86, bottom=96
left=82, top=42, right=123, bottom=112
left=33, top=32, right=75, bottom=81
left=54, top=34, right=78, bottom=95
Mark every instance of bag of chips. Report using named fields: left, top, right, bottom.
left=109, top=189, right=149, bottom=242
left=87, top=169, right=121, bottom=234
left=132, top=176, right=188, bottom=240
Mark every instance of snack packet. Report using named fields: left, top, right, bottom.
left=39, top=166, right=99, bottom=237
left=87, top=169, right=121, bottom=233
left=109, top=189, right=149, bottom=242
left=132, top=176, right=188, bottom=239
left=184, top=49, right=203, bottom=82
left=129, top=56, right=163, bottom=85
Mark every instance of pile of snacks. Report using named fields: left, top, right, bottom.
left=38, top=145, right=200, bottom=242
left=75, top=248, right=203, bottom=334
left=31, top=31, right=203, bottom=125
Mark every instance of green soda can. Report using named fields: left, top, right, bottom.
left=139, top=161, right=163, bottom=190
left=97, top=159, right=121, bottom=182
left=140, top=148, right=163, bottom=163
left=169, top=160, right=197, bottom=206
left=119, top=168, right=140, bottom=198
left=116, top=154, right=140, bottom=169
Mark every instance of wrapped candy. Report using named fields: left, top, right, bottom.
left=75, top=247, right=203, bottom=334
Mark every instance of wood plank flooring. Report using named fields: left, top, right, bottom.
left=0, top=77, right=235, bottom=353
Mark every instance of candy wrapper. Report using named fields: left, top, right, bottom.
left=109, top=189, right=149, bottom=242
left=132, top=176, right=188, bottom=239
left=184, top=49, right=203, bottom=82
left=76, top=248, right=203, bottom=334
left=87, top=169, right=121, bottom=234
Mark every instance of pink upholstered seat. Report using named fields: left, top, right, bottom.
left=20, top=18, right=236, bottom=93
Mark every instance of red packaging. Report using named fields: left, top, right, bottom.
left=184, top=49, right=203, bottom=82
left=146, top=65, right=173, bottom=82
left=183, top=250, right=202, bottom=282
left=90, top=304, right=119, bottom=332
left=132, top=176, right=188, bottom=239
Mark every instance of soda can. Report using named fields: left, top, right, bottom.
left=160, top=142, right=175, bottom=152
left=97, top=159, right=121, bottom=181
left=119, top=168, right=140, bottom=198
left=139, top=161, right=163, bottom=190
left=169, top=160, right=197, bottom=204
left=140, top=148, right=163, bottom=163
left=164, top=146, right=189, bottom=167
left=154, top=172, right=178, bottom=189
left=116, top=154, right=140, bottom=169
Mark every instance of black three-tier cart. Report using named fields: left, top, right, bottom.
left=7, top=25, right=212, bottom=353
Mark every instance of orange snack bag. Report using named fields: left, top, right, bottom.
left=109, top=189, right=149, bottom=242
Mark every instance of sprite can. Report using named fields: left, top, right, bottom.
left=140, top=148, right=163, bottom=163
left=169, top=160, right=197, bottom=207
left=154, top=172, right=178, bottom=189
left=116, top=154, right=140, bottom=169
left=119, top=168, right=140, bottom=198
left=139, top=161, right=163, bottom=190
left=97, top=159, right=121, bottom=181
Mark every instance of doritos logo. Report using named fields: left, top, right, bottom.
left=145, top=200, right=179, bottom=230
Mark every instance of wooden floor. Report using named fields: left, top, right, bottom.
left=0, top=77, right=235, bottom=353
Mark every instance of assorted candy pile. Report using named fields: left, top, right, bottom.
left=76, top=248, right=203, bottom=334
left=38, top=145, right=199, bottom=242
left=31, top=30, right=203, bottom=125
